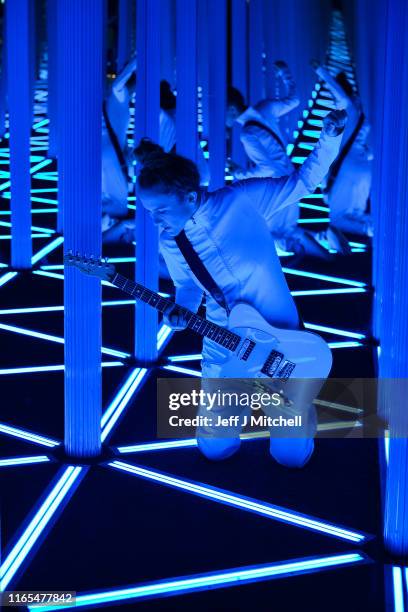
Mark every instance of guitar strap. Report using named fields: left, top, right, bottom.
left=175, top=230, right=230, bottom=316
left=244, top=119, right=286, bottom=152
left=325, top=112, right=365, bottom=193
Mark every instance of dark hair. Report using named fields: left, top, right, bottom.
left=135, top=138, right=200, bottom=198
left=133, top=138, right=164, bottom=165
left=227, top=86, right=246, bottom=112
left=160, top=80, right=177, bottom=111
left=335, top=72, right=354, bottom=99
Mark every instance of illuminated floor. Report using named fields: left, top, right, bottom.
left=1, top=11, right=406, bottom=612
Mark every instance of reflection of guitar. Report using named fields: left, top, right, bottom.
left=65, top=253, right=332, bottom=408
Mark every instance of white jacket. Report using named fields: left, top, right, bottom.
left=159, top=130, right=343, bottom=366
left=234, top=65, right=300, bottom=180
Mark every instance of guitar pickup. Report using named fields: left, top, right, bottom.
left=261, top=350, right=284, bottom=376
left=237, top=339, right=256, bottom=361
left=277, top=360, right=296, bottom=380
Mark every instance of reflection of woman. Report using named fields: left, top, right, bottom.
left=313, top=63, right=373, bottom=237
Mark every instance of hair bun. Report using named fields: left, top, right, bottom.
left=133, top=138, right=165, bottom=165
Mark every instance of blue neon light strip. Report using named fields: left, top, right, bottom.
left=0, top=362, right=124, bottom=375
left=0, top=322, right=129, bottom=359
left=328, top=341, right=363, bottom=349
left=304, top=322, right=366, bottom=340
left=0, top=465, right=83, bottom=590
left=168, top=354, right=202, bottom=362
left=0, top=272, right=18, bottom=287
left=299, top=203, right=329, bottom=212
left=29, top=553, right=365, bottom=610
left=282, top=267, right=366, bottom=288
left=297, top=218, right=329, bottom=224
left=0, top=422, right=60, bottom=447
left=101, top=368, right=148, bottom=442
left=31, top=236, right=64, bottom=265
left=292, top=288, right=366, bottom=296
left=109, top=461, right=367, bottom=542
left=162, top=365, right=202, bottom=377
left=0, top=455, right=50, bottom=467
left=393, top=566, right=405, bottom=612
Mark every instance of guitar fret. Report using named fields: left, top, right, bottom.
left=111, top=273, right=242, bottom=352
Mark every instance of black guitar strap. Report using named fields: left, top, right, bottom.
left=175, top=230, right=230, bottom=315
left=244, top=119, right=286, bottom=152
left=325, top=112, right=365, bottom=193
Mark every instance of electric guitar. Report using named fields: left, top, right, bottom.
left=65, top=252, right=332, bottom=412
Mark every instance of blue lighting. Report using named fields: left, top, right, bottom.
left=0, top=465, right=83, bottom=590
left=0, top=362, right=124, bottom=375
left=0, top=271, right=18, bottom=287
left=0, top=422, right=60, bottom=447
left=101, top=368, right=148, bottom=442
left=0, top=455, right=50, bottom=467
left=31, top=236, right=64, bottom=265
left=109, top=461, right=367, bottom=542
left=297, top=218, right=329, bottom=223
left=392, top=567, right=404, bottom=612
left=299, top=203, right=329, bottom=212
left=167, top=354, right=202, bottom=362
left=162, top=365, right=202, bottom=377
left=30, top=553, right=365, bottom=610
left=282, top=268, right=366, bottom=288
left=328, top=341, right=363, bottom=349
left=292, top=288, right=367, bottom=296
left=117, top=439, right=198, bottom=453
left=304, top=322, right=366, bottom=340
left=0, top=322, right=130, bottom=359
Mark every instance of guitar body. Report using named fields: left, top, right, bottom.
left=218, top=303, right=332, bottom=412
left=223, top=303, right=332, bottom=378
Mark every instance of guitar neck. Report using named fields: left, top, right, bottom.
left=111, top=272, right=242, bottom=352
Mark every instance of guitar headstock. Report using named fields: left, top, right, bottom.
left=64, top=251, right=116, bottom=282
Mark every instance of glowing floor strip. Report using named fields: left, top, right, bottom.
left=0, top=322, right=129, bottom=359
left=109, top=461, right=367, bottom=542
left=162, top=365, right=202, bottom=377
left=0, top=465, right=83, bottom=590
left=168, top=354, right=202, bottom=362
left=0, top=271, right=18, bottom=287
left=31, top=236, right=64, bottom=265
left=0, top=362, right=124, bottom=375
left=292, top=288, right=366, bottom=296
left=282, top=267, right=366, bottom=287
left=393, top=567, right=405, bottom=612
left=30, top=553, right=365, bottom=610
left=0, top=422, right=60, bottom=447
left=0, top=455, right=50, bottom=467
left=101, top=368, right=148, bottom=442
left=303, top=322, right=366, bottom=340
left=328, top=341, right=363, bottom=349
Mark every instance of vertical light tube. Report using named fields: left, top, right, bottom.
left=6, top=0, right=32, bottom=269
left=355, top=0, right=408, bottom=557
left=117, top=0, right=132, bottom=73
left=59, top=0, right=103, bottom=457
left=231, top=0, right=248, bottom=167
left=134, top=0, right=160, bottom=364
left=176, top=0, right=197, bottom=162
left=0, top=7, right=7, bottom=138
left=197, top=0, right=209, bottom=138
left=160, top=0, right=176, bottom=86
left=248, top=0, right=264, bottom=105
left=208, top=0, right=226, bottom=191
left=47, top=0, right=58, bottom=159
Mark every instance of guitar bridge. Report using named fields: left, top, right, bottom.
left=261, top=351, right=296, bottom=379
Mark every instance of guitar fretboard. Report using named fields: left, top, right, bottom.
left=112, top=273, right=241, bottom=352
